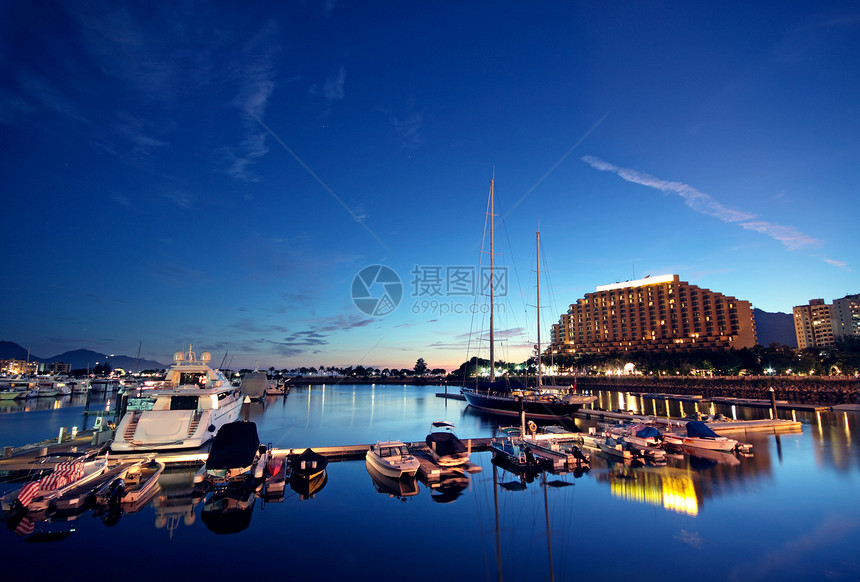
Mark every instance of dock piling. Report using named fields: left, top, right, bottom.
left=769, top=387, right=778, bottom=419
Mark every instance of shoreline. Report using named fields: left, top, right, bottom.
left=289, top=375, right=860, bottom=405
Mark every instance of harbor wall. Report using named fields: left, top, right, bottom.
left=560, top=376, right=859, bottom=405
left=290, top=375, right=859, bottom=404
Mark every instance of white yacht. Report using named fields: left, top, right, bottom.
left=111, top=346, right=243, bottom=452
left=365, top=441, right=420, bottom=478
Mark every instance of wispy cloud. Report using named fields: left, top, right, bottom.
left=727, top=516, right=858, bottom=582
left=322, top=67, right=346, bottom=103
left=225, top=21, right=280, bottom=182
left=582, top=156, right=823, bottom=252
left=674, top=530, right=705, bottom=549
left=738, top=221, right=821, bottom=251
left=382, top=107, right=424, bottom=148
left=264, top=314, right=373, bottom=357
left=822, top=258, right=850, bottom=270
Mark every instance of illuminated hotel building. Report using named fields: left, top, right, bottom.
left=549, top=274, right=756, bottom=355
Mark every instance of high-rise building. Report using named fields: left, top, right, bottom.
left=793, top=299, right=835, bottom=349
left=832, top=294, right=860, bottom=340
left=795, top=294, right=860, bottom=348
left=549, top=274, right=756, bottom=356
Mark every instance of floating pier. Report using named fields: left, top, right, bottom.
left=575, top=408, right=802, bottom=434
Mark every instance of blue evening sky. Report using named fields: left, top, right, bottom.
left=1, top=2, right=858, bottom=370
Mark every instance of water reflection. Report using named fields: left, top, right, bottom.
left=289, top=470, right=327, bottom=500
left=152, top=465, right=202, bottom=537
left=200, top=486, right=255, bottom=535
left=0, top=384, right=858, bottom=582
left=366, top=461, right=419, bottom=500
left=424, top=471, right=469, bottom=504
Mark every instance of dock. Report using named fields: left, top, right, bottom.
left=436, top=392, right=466, bottom=401
left=575, top=409, right=802, bottom=434
left=270, top=438, right=496, bottom=462
left=707, top=397, right=830, bottom=412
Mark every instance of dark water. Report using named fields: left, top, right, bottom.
left=1, top=385, right=858, bottom=582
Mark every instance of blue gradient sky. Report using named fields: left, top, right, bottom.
left=1, top=2, right=858, bottom=370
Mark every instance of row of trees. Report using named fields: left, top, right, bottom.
left=71, top=340, right=860, bottom=380
left=450, top=340, right=860, bottom=378
left=257, top=358, right=446, bottom=379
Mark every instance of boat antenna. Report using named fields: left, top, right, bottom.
left=135, top=340, right=141, bottom=374
left=219, top=351, right=229, bottom=370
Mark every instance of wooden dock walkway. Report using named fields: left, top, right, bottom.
left=269, top=438, right=496, bottom=462
left=574, top=409, right=802, bottom=433
left=707, top=397, right=830, bottom=412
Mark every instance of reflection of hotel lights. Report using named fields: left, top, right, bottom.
left=662, top=474, right=698, bottom=516
left=608, top=472, right=698, bottom=516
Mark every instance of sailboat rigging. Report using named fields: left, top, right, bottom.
left=461, top=180, right=596, bottom=420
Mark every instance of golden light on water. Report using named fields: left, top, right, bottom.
left=609, top=470, right=699, bottom=516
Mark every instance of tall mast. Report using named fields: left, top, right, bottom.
left=489, top=177, right=496, bottom=382
left=536, top=230, right=542, bottom=388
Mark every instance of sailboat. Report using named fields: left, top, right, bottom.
left=462, top=181, right=596, bottom=420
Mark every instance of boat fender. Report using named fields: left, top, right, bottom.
left=207, top=424, right=216, bottom=432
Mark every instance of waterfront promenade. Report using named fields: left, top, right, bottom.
left=292, top=375, right=859, bottom=404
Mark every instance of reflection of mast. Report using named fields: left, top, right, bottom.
left=542, top=472, right=555, bottom=582
left=492, top=459, right=503, bottom=582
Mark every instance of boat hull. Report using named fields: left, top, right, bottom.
left=111, top=402, right=243, bottom=452
left=463, top=390, right=595, bottom=420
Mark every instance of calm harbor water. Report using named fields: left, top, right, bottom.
left=1, top=384, right=858, bottom=582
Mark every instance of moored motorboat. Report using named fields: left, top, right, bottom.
left=365, top=440, right=420, bottom=478
left=489, top=437, right=538, bottom=470
left=193, top=421, right=268, bottom=488
left=520, top=435, right=590, bottom=470
left=95, top=457, right=165, bottom=506
left=290, top=448, right=328, bottom=480
left=663, top=421, right=740, bottom=453
left=598, top=437, right=633, bottom=461
left=425, top=421, right=470, bottom=467
left=11, top=452, right=109, bottom=513
left=111, top=345, right=244, bottom=452
left=606, top=423, right=663, bottom=448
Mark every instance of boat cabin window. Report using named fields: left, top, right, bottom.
left=170, top=395, right=199, bottom=411
left=127, top=397, right=156, bottom=411
left=179, top=372, right=206, bottom=386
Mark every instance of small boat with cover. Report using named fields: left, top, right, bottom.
left=290, top=448, right=328, bottom=480
left=663, top=420, right=740, bottom=453
left=194, top=421, right=268, bottom=488
left=425, top=421, right=470, bottom=467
